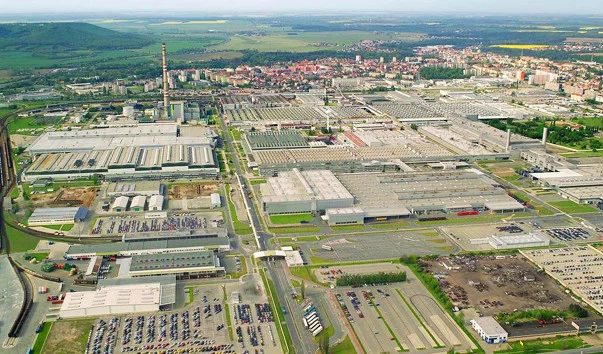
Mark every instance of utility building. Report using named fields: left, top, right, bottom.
left=471, top=317, right=508, bottom=344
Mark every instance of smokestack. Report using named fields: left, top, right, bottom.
left=327, top=115, right=330, bottom=132
left=505, top=129, right=511, bottom=152
left=542, top=127, right=548, bottom=150
left=162, top=43, right=170, bottom=118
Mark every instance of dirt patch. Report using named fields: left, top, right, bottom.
left=44, top=319, right=95, bottom=354
left=169, top=182, right=219, bottom=199
left=492, top=167, right=516, bottom=177
left=424, top=254, right=575, bottom=316
left=52, top=187, right=97, bottom=207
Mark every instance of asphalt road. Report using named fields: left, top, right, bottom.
left=219, top=115, right=315, bottom=353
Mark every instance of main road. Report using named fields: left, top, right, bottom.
left=219, top=114, right=316, bottom=354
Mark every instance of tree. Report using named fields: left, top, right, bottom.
left=22, top=191, right=29, bottom=200
left=319, top=331, right=330, bottom=354
left=301, top=280, right=305, bottom=300
left=410, top=124, right=418, bottom=131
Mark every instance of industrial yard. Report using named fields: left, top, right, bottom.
left=424, top=254, right=576, bottom=316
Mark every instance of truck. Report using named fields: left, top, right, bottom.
left=35, top=323, right=43, bottom=333
left=321, top=245, right=333, bottom=251
left=312, top=326, right=324, bottom=337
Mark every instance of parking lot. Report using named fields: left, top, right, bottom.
left=90, top=212, right=222, bottom=236
left=545, top=227, right=592, bottom=242
left=305, top=230, right=457, bottom=263
left=330, top=264, right=476, bottom=353
left=86, top=285, right=281, bottom=354
left=441, top=222, right=540, bottom=251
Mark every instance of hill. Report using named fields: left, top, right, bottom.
left=0, top=22, right=153, bottom=51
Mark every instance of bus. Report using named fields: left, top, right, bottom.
left=302, top=317, right=308, bottom=329
left=308, top=317, right=320, bottom=329
left=305, top=313, right=318, bottom=323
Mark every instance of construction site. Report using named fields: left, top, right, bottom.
left=424, top=254, right=575, bottom=316
left=30, top=187, right=97, bottom=208
left=168, top=182, right=220, bottom=199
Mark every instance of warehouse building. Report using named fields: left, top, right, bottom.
left=470, top=316, right=508, bottom=344
left=130, top=195, right=147, bottom=212
left=149, top=195, right=164, bottom=211
left=119, top=250, right=224, bottom=279
left=60, top=276, right=176, bottom=318
left=111, top=196, right=129, bottom=212
left=470, top=232, right=550, bottom=250
left=260, top=169, right=354, bottom=214
left=28, top=207, right=88, bottom=226
left=65, top=234, right=231, bottom=259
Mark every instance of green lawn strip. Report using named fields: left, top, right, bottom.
left=249, top=179, right=267, bottom=185
left=549, top=200, right=599, bottom=214
left=184, top=286, right=194, bottom=305
left=32, top=322, right=52, bottom=354
left=225, top=184, right=253, bottom=235
left=309, top=256, right=332, bottom=265
left=418, top=215, right=505, bottom=226
left=290, top=259, right=400, bottom=286
left=269, top=226, right=320, bottom=234
left=330, top=224, right=366, bottom=232
left=224, top=303, right=234, bottom=341
left=260, top=269, right=294, bottom=353
left=269, top=213, right=313, bottom=225
left=42, top=224, right=73, bottom=231
left=370, top=221, right=410, bottom=229
left=10, top=186, right=19, bottom=199
left=395, top=289, right=443, bottom=348
left=493, top=336, right=589, bottom=353
left=369, top=298, right=406, bottom=351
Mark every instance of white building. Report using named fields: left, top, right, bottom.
left=59, top=283, right=162, bottom=318
left=111, top=196, right=129, bottom=212
left=471, top=316, right=508, bottom=344
left=210, top=193, right=221, bottom=208
left=149, top=195, right=164, bottom=211
left=28, top=207, right=88, bottom=226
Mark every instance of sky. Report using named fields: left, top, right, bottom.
left=2, top=0, right=602, bottom=15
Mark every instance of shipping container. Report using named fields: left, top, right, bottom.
left=457, top=211, right=478, bottom=216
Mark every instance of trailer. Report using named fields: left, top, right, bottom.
left=307, top=316, right=319, bottom=328
left=309, top=322, right=321, bottom=332
left=321, top=245, right=333, bottom=251
left=302, top=317, right=308, bottom=329
left=312, top=326, right=324, bottom=337
left=305, top=313, right=318, bottom=323
left=304, top=305, right=316, bottom=316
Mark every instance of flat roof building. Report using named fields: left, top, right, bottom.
left=65, top=234, right=231, bottom=259
left=28, top=207, right=88, bottom=226
left=149, top=195, right=164, bottom=211
left=120, top=250, right=224, bottom=279
left=260, top=168, right=354, bottom=214
left=470, top=316, right=508, bottom=344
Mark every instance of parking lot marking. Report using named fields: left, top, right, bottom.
left=369, top=298, right=407, bottom=351
left=395, top=288, right=443, bottom=348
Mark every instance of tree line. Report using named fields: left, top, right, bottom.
left=335, top=271, right=407, bottom=286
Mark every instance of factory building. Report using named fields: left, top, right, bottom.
left=106, top=181, right=163, bottom=198
left=23, top=124, right=219, bottom=181
left=119, top=251, right=224, bottom=279
left=130, top=195, right=147, bottom=212
left=60, top=276, right=176, bottom=318
left=260, top=169, right=354, bottom=214
left=65, top=233, right=231, bottom=259
left=471, top=317, right=508, bottom=344
left=28, top=207, right=88, bottom=226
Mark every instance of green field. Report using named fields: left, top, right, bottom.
left=26, top=252, right=50, bottom=262
left=210, top=31, right=423, bottom=52
left=42, top=224, right=74, bottom=231
left=42, top=318, right=95, bottom=354
left=269, top=213, right=313, bottom=225
left=370, top=220, right=411, bottom=229
left=330, top=336, right=355, bottom=354
left=9, top=115, right=62, bottom=134
left=549, top=200, right=599, bottom=214
left=330, top=224, right=366, bottom=231
left=5, top=222, right=40, bottom=253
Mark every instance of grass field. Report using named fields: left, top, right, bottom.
left=26, top=252, right=49, bottom=262
left=9, top=115, right=62, bottom=134
left=330, top=336, right=355, bottom=354
left=369, top=220, right=410, bottom=229
left=330, top=224, right=366, bottom=232
left=42, top=224, right=74, bottom=231
left=549, top=200, right=599, bottom=214
left=5, top=222, right=40, bottom=252
left=42, top=318, right=95, bottom=354
left=269, top=213, right=313, bottom=225
left=249, top=179, right=266, bottom=185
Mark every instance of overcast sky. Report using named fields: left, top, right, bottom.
left=3, top=0, right=603, bottom=15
